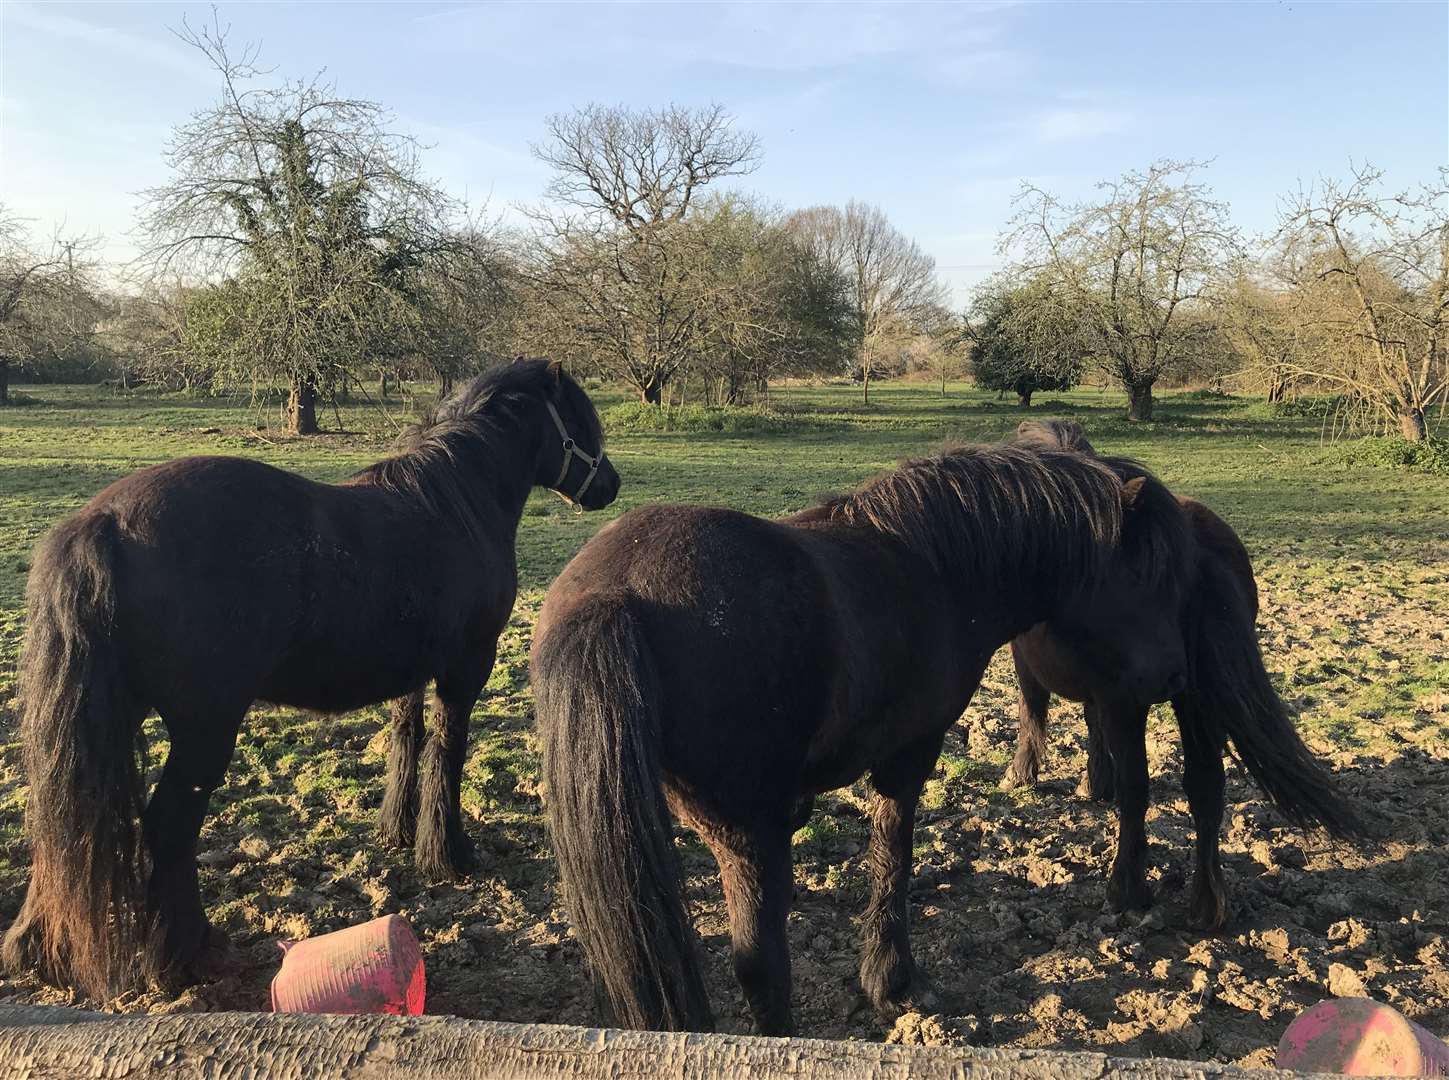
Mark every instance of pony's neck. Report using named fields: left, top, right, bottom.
left=833, top=448, right=1121, bottom=645
left=410, top=396, right=548, bottom=539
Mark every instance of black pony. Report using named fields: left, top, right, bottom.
left=1003, top=420, right=1361, bottom=927
left=3, top=358, right=618, bottom=1001
left=531, top=442, right=1139, bottom=1035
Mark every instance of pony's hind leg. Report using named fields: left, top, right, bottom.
left=860, top=734, right=949, bottom=1026
left=379, top=689, right=425, bottom=848
left=143, top=709, right=245, bottom=988
left=1102, top=703, right=1152, bottom=913
left=1174, top=695, right=1229, bottom=929
left=415, top=668, right=486, bottom=881
left=1078, top=701, right=1118, bottom=804
left=701, top=820, right=795, bottom=1036
left=1002, top=647, right=1050, bottom=789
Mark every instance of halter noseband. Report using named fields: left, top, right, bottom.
left=545, top=400, right=604, bottom=502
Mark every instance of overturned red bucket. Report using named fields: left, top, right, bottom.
left=1277, top=998, right=1449, bottom=1076
left=271, top=914, right=425, bottom=1016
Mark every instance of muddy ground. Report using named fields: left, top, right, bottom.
left=1, top=559, right=1447, bottom=1069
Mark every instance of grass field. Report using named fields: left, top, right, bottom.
left=1, top=380, right=1446, bottom=1062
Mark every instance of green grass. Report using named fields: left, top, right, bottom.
left=1, top=378, right=1446, bottom=947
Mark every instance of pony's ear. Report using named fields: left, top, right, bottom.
left=1120, top=476, right=1147, bottom=509
left=547, top=359, right=564, bottom=384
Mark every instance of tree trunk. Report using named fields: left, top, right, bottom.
left=1017, top=390, right=1033, bottom=408
left=1267, top=378, right=1286, bottom=404
left=379, top=371, right=390, bottom=400
left=1126, top=381, right=1155, bottom=422
left=1399, top=407, right=1427, bottom=442
left=0, top=359, right=9, bottom=407
left=287, top=379, right=320, bottom=435
left=641, top=376, right=663, bottom=405
left=862, top=360, right=870, bottom=405
left=439, top=372, right=455, bottom=399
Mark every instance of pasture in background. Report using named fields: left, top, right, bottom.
left=0, top=380, right=1446, bottom=1064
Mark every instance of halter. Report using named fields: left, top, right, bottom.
left=545, top=400, right=605, bottom=502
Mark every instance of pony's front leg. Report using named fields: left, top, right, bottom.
left=1103, top=704, right=1153, bottom=913
left=379, top=689, right=425, bottom=848
left=415, top=671, right=486, bottom=881
left=703, top=821, right=795, bottom=1036
left=1173, top=694, right=1229, bottom=929
left=860, top=734, right=947, bottom=1025
left=1078, top=701, right=1117, bottom=804
left=1002, top=646, right=1051, bottom=788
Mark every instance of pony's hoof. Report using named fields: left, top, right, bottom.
left=447, top=828, right=482, bottom=874
left=152, top=924, right=235, bottom=992
left=999, top=765, right=1035, bottom=790
left=1076, top=774, right=1116, bottom=805
left=870, top=972, right=951, bottom=1027
left=417, top=829, right=481, bottom=881
left=1106, top=878, right=1153, bottom=914
left=1188, top=883, right=1229, bottom=931
left=2, top=914, right=47, bottom=977
left=378, top=810, right=417, bottom=849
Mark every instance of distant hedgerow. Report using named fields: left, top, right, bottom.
left=601, top=402, right=827, bottom=435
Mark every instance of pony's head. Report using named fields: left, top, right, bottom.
left=432, top=358, right=621, bottom=510
left=1012, top=419, right=1197, bottom=702
left=1013, top=418, right=1096, bottom=455
left=1102, top=461, right=1196, bottom=702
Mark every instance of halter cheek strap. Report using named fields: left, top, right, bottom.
left=545, top=400, right=604, bottom=501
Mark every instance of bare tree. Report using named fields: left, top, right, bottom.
left=1275, top=164, right=1448, bottom=441
left=524, top=103, right=760, bottom=403
left=1004, top=160, right=1240, bottom=421
left=1218, top=259, right=1313, bottom=403
left=536, top=103, right=759, bottom=234
left=0, top=209, right=103, bottom=405
left=104, top=277, right=209, bottom=391
left=408, top=227, right=517, bottom=396
left=138, top=16, right=466, bottom=433
left=789, top=201, right=947, bottom=403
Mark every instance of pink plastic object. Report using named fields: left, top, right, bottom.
left=270, top=914, right=425, bottom=1016
left=1277, top=998, right=1449, bottom=1076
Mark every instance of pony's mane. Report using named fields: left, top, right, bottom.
left=352, top=359, right=600, bottom=538
left=824, top=443, right=1125, bottom=600
left=1011, top=419, right=1194, bottom=593
left=1099, top=454, right=1196, bottom=593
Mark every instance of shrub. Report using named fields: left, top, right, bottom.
left=1327, top=436, right=1449, bottom=476
left=1175, top=387, right=1236, bottom=402
left=1269, top=394, right=1352, bottom=419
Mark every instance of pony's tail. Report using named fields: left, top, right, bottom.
left=1184, top=555, right=1363, bottom=839
left=533, top=595, right=713, bottom=1032
left=2, top=512, right=147, bottom=1001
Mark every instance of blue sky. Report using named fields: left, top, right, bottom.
left=2, top=1, right=1445, bottom=301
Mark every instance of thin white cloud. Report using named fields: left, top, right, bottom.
left=1029, top=106, right=1134, bottom=144
left=3, top=4, right=216, bottom=83
left=410, top=2, right=1026, bottom=85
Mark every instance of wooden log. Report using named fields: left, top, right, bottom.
left=0, top=1005, right=1318, bottom=1079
